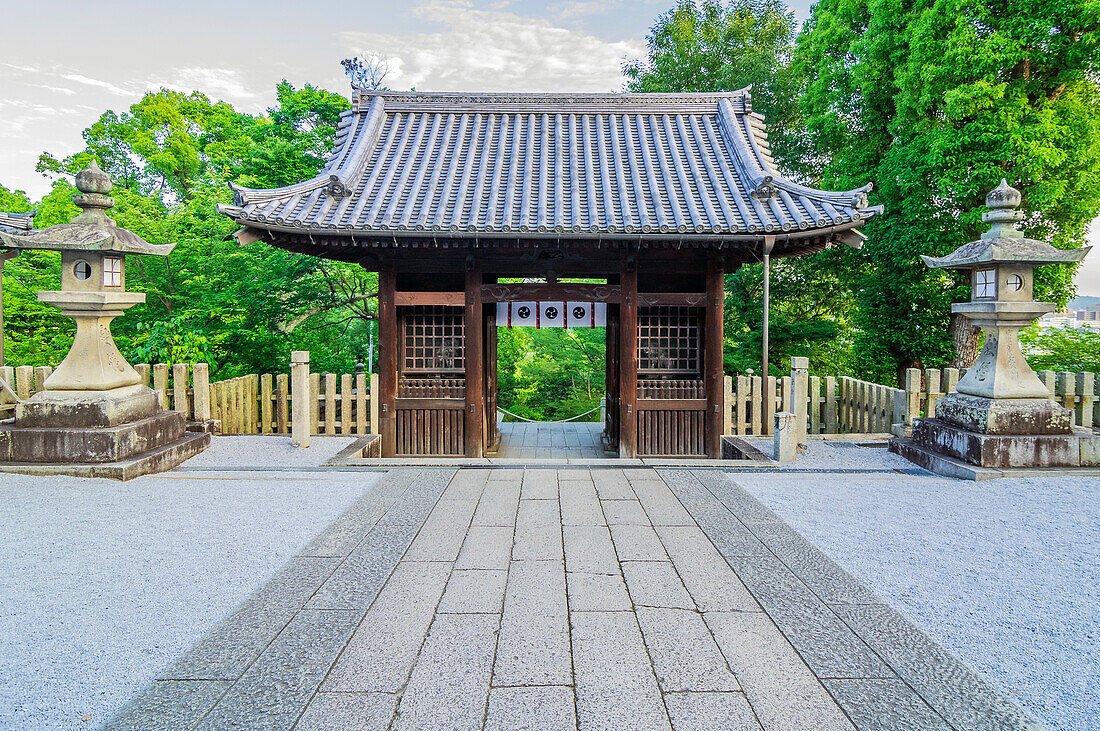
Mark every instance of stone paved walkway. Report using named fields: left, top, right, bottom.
left=106, top=468, right=1037, bottom=730
left=496, top=422, right=605, bottom=460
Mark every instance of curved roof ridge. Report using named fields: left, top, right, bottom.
left=229, top=96, right=388, bottom=207
left=716, top=98, right=876, bottom=216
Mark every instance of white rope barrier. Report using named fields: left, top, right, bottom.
left=496, top=404, right=602, bottom=424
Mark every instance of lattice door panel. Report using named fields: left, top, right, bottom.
left=637, top=307, right=702, bottom=376
left=401, top=306, right=465, bottom=373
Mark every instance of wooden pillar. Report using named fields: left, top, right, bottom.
left=619, top=257, right=638, bottom=458
left=705, top=259, right=724, bottom=458
left=464, top=259, right=485, bottom=457
left=379, top=266, right=398, bottom=457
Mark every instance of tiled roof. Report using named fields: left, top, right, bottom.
left=0, top=210, right=34, bottom=235
left=219, top=90, right=880, bottom=241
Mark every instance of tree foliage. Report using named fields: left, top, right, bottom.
left=626, top=0, right=859, bottom=375
left=797, top=0, right=1100, bottom=379
left=6, top=83, right=377, bottom=378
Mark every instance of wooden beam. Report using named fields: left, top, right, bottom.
left=481, top=282, right=621, bottom=303
left=705, top=258, right=725, bottom=458
left=395, top=291, right=465, bottom=306
left=379, top=266, right=398, bottom=457
left=619, top=258, right=638, bottom=459
left=639, top=292, right=707, bottom=307
left=636, top=399, right=708, bottom=411
left=464, top=261, right=485, bottom=457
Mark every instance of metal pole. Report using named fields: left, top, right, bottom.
left=762, top=235, right=776, bottom=384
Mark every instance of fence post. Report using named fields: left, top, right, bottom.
left=749, top=376, right=762, bottom=435
left=291, top=351, right=310, bottom=447
left=192, top=364, right=210, bottom=422
left=774, top=412, right=797, bottom=462
left=33, top=366, right=50, bottom=393
left=152, top=364, right=169, bottom=410
left=276, top=373, right=289, bottom=433
left=764, top=376, right=777, bottom=436
left=824, top=376, right=836, bottom=434
left=723, top=375, right=733, bottom=435
left=1057, top=372, right=1075, bottom=415
left=355, top=372, right=367, bottom=434
left=172, top=363, right=189, bottom=416
left=324, top=373, right=337, bottom=435
left=904, top=369, right=922, bottom=425
left=1037, top=370, right=1056, bottom=399
left=341, top=373, right=353, bottom=435
left=310, top=372, right=320, bottom=435
left=790, top=357, right=809, bottom=447
left=1076, top=372, right=1094, bottom=429
left=135, top=363, right=150, bottom=388
left=942, top=367, right=960, bottom=394
left=370, top=373, right=381, bottom=435
left=924, top=368, right=941, bottom=419
left=734, top=376, right=747, bottom=435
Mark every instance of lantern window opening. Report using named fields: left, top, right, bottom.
left=1006, top=273, right=1024, bottom=291
left=103, top=256, right=123, bottom=287
left=73, top=260, right=92, bottom=281
left=974, top=268, right=996, bottom=300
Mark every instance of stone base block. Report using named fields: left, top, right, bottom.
left=889, top=435, right=1100, bottom=481
left=938, top=392, right=1072, bottom=435
left=0, top=410, right=185, bottom=463
left=0, top=431, right=210, bottom=481
left=912, top=417, right=1082, bottom=468
left=16, top=384, right=160, bottom=428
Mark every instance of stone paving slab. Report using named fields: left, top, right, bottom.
left=107, top=465, right=1039, bottom=730
left=663, top=691, right=762, bottom=731
left=494, top=559, right=571, bottom=687
left=571, top=611, right=671, bottom=730
left=392, top=613, right=498, bottom=730
left=485, top=686, right=577, bottom=731
left=661, top=468, right=1040, bottom=731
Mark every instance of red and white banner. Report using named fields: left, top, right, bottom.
left=496, top=301, right=607, bottom=328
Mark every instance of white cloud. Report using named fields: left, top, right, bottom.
left=550, top=1, right=622, bottom=21
left=27, top=83, right=77, bottom=95
left=339, top=0, right=641, bottom=92
left=60, top=73, right=136, bottom=96
left=154, top=67, right=262, bottom=102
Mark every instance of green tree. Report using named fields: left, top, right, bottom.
left=625, top=0, right=804, bottom=176
left=18, top=83, right=376, bottom=377
left=797, top=0, right=1100, bottom=380
left=1021, top=325, right=1100, bottom=373
left=629, top=0, right=861, bottom=375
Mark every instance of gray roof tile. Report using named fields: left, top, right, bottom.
left=219, top=90, right=879, bottom=241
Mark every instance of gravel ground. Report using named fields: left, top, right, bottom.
left=736, top=439, right=1099, bottom=731
left=0, top=437, right=379, bottom=730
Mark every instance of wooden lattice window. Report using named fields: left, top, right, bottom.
left=402, top=306, right=465, bottom=373
left=637, top=306, right=701, bottom=375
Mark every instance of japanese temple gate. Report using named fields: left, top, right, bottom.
left=220, top=90, right=880, bottom=458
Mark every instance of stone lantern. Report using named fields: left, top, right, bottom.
left=0, top=163, right=209, bottom=478
left=891, top=180, right=1096, bottom=476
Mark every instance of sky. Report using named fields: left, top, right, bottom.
left=1, top=0, right=1097, bottom=296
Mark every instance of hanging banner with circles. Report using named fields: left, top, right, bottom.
left=496, top=301, right=607, bottom=328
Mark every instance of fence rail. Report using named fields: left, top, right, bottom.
left=0, top=361, right=379, bottom=437
left=2, top=357, right=1095, bottom=440
left=723, top=365, right=1099, bottom=436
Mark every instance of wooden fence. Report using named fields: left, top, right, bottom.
left=0, top=362, right=379, bottom=436
left=723, top=365, right=1099, bottom=436
left=2, top=359, right=1095, bottom=439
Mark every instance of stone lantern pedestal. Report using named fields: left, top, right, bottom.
left=0, top=163, right=208, bottom=479
left=890, top=181, right=1098, bottom=478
